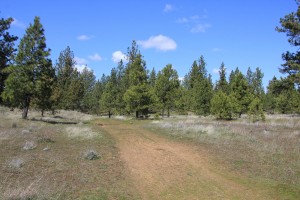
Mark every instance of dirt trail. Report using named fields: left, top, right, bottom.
left=99, top=120, right=272, bottom=200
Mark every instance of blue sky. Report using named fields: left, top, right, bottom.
left=1, top=0, right=297, bottom=88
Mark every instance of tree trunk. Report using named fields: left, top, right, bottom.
left=136, top=110, right=139, bottom=118
left=22, top=95, right=30, bottom=119
left=167, top=108, right=170, bottom=118
left=41, top=109, right=44, bottom=117
left=108, top=111, right=112, bottom=118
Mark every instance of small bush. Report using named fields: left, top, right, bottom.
left=23, top=141, right=37, bottom=150
left=8, top=158, right=25, bottom=170
left=84, top=149, right=100, bottom=160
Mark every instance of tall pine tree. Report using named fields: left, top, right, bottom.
left=2, top=16, right=53, bottom=118
left=184, top=56, right=213, bottom=115
left=276, top=2, right=300, bottom=88
left=0, top=18, right=18, bottom=104
left=155, top=64, right=179, bottom=117
left=52, top=46, right=77, bottom=110
left=215, top=62, right=229, bottom=93
left=123, top=41, right=155, bottom=118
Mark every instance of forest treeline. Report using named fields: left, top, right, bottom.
left=0, top=5, right=300, bottom=120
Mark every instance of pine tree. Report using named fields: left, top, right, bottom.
left=52, top=46, right=76, bottom=110
left=210, top=90, right=239, bottom=120
left=123, top=41, right=153, bottom=117
left=2, top=16, right=53, bottom=118
left=115, top=60, right=126, bottom=113
left=32, top=59, right=55, bottom=116
left=252, top=67, right=264, bottom=98
left=149, top=67, right=156, bottom=88
left=155, top=64, right=180, bottom=117
left=265, top=76, right=298, bottom=114
left=124, top=84, right=156, bottom=118
left=0, top=18, right=18, bottom=104
left=276, top=2, right=300, bottom=88
left=100, top=68, right=118, bottom=118
left=215, top=62, right=229, bottom=93
left=229, top=68, right=253, bottom=117
left=184, top=55, right=213, bottom=115
left=248, top=97, right=265, bottom=122
left=89, top=80, right=105, bottom=115
left=79, top=66, right=96, bottom=113
left=65, top=70, right=83, bottom=110
left=246, top=67, right=253, bottom=88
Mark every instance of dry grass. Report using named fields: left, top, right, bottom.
left=148, top=114, right=300, bottom=198
left=0, top=107, right=137, bottom=199
left=65, top=126, right=101, bottom=139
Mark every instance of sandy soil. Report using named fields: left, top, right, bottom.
left=100, top=120, right=273, bottom=200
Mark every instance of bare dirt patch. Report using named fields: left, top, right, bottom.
left=99, top=119, right=275, bottom=200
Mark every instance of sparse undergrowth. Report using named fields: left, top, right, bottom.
left=0, top=107, right=137, bottom=199
left=146, top=114, right=300, bottom=199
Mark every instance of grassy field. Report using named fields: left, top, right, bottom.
left=0, top=107, right=137, bottom=199
left=146, top=114, right=300, bottom=199
left=1, top=107, right=300, bottom=199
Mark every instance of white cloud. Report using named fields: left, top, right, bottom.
left=77, top=35, right=93, bottom=41
left=213, top=68, right=220, bottom=74
left=88, top=53, right=102, bottom=61
left=112, top=51, right=128, bottom=63
left=178, top=10, right=211, bottom=34
left=11, top=18, right=26, bottom=29
left=75, top=65, right=91, bottom=73
left=191, top=23, right=211, bottom=33
left=74, top=57, right=88, bottom=65
left=163, top=4, right=174, bottom=12
left=137, top=35, right=177, bottom=51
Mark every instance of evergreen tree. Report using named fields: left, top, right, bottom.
left=0, top=18, right=18, bottom=103
left=210, top=90, right=239, bottom=120
left=252, top=67, right=264, bottom=98
left=52, top=46, right=76, bottom=110
left=100, top=68, right=118, bottom=118
left=215, top=62, right=229, bottom=93
left=264, top=77, right=280, bottom=113
left=65, top=69, right=83, bottom=110
left=123, top=41, right=153, bottom=117
left=246, top=67, right=264, bottom=97
left=184, top=55, right=213, bottom=115
left=265, top=76, right=299, bottom=113
left=2, top=16, right=53, bottom=118
left=246, top=67, right=253, bottom=88
left=149, top=67, right=156, bottom=88
left=229, top=68, right=253, bottom=117
left=89, top=79, right=105, bottom=115
left=124, top=84, right=156, bottom=118
left=155, top=64, right=179, bottom=117
left=276, top=2, right=300, bottom=88
left=175, top=85, right=188, bottom=114
left=79, top=66, right=96, bottom=113
left=115, top=60, right=127, bottom=113
left=32, top=59, right=55, bottom=116
left=248, top=97, right=265, bottom=122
